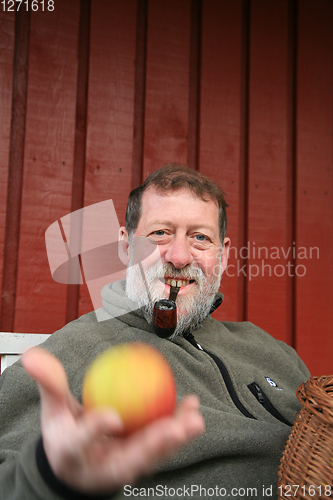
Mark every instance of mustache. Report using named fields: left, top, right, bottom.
left=146, top=263, right=205, bottom=284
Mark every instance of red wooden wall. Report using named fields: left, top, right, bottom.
left=0, top=0, right=332, bottom=376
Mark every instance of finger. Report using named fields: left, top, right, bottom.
left=21, top=347, right=68, bottom=399
left=175, top=395, right=205, bottom=437
left=21, top=347, right=83, bottom=417
left=176, top=394, right=201, bottom=415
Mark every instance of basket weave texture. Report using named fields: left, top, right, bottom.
left=277, top=375, right=333, bottom=499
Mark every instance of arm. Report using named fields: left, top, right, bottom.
left=20, top=347, right=204, bottom=497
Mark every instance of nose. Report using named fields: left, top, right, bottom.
left=164, top=235, right=194, bottom=270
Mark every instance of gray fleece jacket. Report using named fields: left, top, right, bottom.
left=0, top=280, right=310, bottom=500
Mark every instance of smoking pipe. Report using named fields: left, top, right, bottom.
left=152, top=286, right=180, bottom=338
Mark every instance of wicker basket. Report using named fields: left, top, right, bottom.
left=277, top=375, right=333, bottom=499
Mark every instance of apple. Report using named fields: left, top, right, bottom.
left=82, top=342, right=176, bottom=434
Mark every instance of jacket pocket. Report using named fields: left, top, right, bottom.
left=247, top=382, right=292, bottom=426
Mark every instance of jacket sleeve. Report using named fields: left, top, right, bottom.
left=0, top=435, right=62, bottom=500
left=0, top=361, right=60, bottom=499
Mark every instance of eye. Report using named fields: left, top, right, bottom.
left=195, top=234, right=207, bottom=241
left=148, top=230, right=171, bottom=244
left=192, top=233, right=212, bottom=249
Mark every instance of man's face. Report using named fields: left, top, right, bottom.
left=122, top=187, right=230, bottom=337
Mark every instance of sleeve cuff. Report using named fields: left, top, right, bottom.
left=36, top=436, right=117, bottom=499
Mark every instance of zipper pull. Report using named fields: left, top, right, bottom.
left=253, top=383, right=265, bottom=403
left=184, top=332, right=204, bottom=351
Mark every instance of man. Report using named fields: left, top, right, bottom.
left=0, top=164, right=309, bottom=499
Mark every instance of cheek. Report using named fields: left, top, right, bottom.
left=197, top=252, right=221, bottom=278
left=138, top=244, right=163, bottom=272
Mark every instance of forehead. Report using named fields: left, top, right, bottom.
left=138, top=187, right=219, bottom=229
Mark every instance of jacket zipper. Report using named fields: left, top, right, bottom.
left=184, top=332, right=256, bottom=420
left=247, top=382, right=292, bottom=427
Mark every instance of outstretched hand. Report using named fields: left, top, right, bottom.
left=21, top=347, right=205, bottom=495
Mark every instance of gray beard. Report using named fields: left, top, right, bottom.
left=125, top=259, right=222, bottom=340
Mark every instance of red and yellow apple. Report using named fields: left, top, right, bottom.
left=82, top=342, right=176, bottom=435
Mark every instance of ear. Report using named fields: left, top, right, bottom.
left=220, top=237, right=231, bottom=273
left=118, top=226, right=130, bottom=266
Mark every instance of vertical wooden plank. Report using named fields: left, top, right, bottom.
left=199, top=0, right=244, bottom=322
left=132, top=0, right=148, bottom=190
left=296, top=0, right=333, bottom=375
left=65, top=0, right=91, bottom=324
left=0, top=9, right=30, bottom=332
left=143, top=0, right=191, bottom=177
left=285, top=0, right=298, bottom=349
left=237, top=0, right=251, bottom=324
left=0, top=11, right=15, bottom=319
left=187, top=0, right=202, bottom=171
left=13, top=0, right=80, bottom=333
left=79, top=0, right=137, bottom=317
left=246, top=0, right=291, bottom=344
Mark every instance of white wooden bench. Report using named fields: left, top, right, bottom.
left=0, top=332, right=51, bottom=374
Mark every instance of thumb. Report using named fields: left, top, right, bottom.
left=21, top=347, right=82, bottom=417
